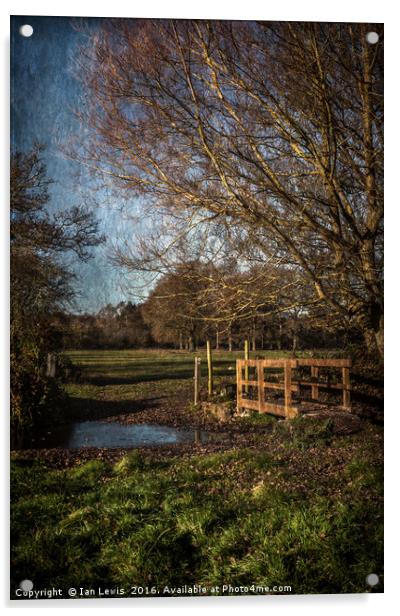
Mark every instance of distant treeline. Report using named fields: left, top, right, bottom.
left=52, top=299, right=361, bottom=353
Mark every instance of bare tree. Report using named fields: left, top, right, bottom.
left=77, top=19, right=383, bottom=355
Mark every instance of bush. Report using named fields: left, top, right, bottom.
left=10, top=338, right=65, bottom=436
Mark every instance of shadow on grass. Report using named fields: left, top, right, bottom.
left=77, top=360, right=236, bottom=386
left=64, top=396, right=165, bottom=422
left=86, top=372, right=192, bottom=386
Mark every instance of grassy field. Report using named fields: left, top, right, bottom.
left=54, top=349, right=311, bottom=425
left=10, top=349, right=384, bottom=598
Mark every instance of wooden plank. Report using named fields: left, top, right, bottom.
left=242, top=380, right=261, bottom=388
left=237, top=359, right=258, bottom=368
left=259, top=402, right=286, bottom=417
left=260, top=401, right=298, bottom=418
left=293, top=380, right=346, bottom=390
left=240, top=398, right=263, bottom=411
left=261, top=359, right=298, bottom=368
left=238, top=380, right=299, bottom=392
left=342, top=367, right=351, bottom=409
left=237, top=358, right=350, bottom=368
left=297, top=358, right=351, bottom=368
left=237, top=359, right=298, bottom=368
left=265, top=381, right=299, bottom=392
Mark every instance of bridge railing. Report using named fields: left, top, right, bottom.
left=236, top=358, right=351, bottom=419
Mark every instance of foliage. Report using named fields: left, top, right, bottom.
left=54, top=285, right=362, bottom=353
left=10, top=146, right=103, bottom=432
left=10, top=336, right=64, bottom=433
left=54, top=302, right=152, bottom=350
left=78, top=20, right=383, bottom=356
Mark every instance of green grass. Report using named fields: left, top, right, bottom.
left=59, top=349, right=301, bottom=423
left=11, top=349, right=383, bottom=598
left=61, top=348, right=324, bottom=422
left=62, top=349, right=242, bottom=420
left=65, top=348, right=316, bottom=386
left=11, top=436, right=383, bottom=596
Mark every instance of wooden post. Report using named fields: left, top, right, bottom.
left=342, top=367, right=351, bottom=409
left=284, top=360, right=293, bottom=419
left=257, top=361, right=265, bottom=413
left=244, top=339, right=249, bottom=394
left=311, top=366, right=319, bottom=400
left=236, top=360, right=242, bottom=412
left=46, top=353, right=56, bottom=378
left=194, top=357, right=201, bottom=405
left=207, top=341, right=213, bottom=397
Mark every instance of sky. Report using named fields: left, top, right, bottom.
left=10, top=15, right=143, bottom=313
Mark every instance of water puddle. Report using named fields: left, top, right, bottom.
left=16, top=421, right=216, bottom=449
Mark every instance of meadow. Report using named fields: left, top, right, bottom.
left=11, top=349, right=383, bottom=597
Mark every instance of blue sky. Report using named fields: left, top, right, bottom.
left=11, top=15, right=142, bottom=313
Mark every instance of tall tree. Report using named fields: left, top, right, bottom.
left=78, top=20, right=383, bottom=355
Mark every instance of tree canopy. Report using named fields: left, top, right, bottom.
left=78, top=20, right=383, bottom=355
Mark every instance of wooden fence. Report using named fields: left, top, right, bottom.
left=236, top=358, right=351, bottom=419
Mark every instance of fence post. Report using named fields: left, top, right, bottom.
left=207, top=340, right=213, bottom=397
left=311, top=366, right=319, bottom=400
left=194, top=357, right=201, bottom=405
left=342, top=367, right=351, bottom=409
left=236, top=360, right=242, bottom=413
left=257, top=361, right=265, bottom=413
left=46, top=353, right=56, bottom=378
left=244, top=339, right=249, bottom=394
left=284, top=360, right=293, bottom=419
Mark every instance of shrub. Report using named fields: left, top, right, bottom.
left=10, top=337, right=65, bottom=436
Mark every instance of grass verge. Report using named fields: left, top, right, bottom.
left=11, top=425, right=383, bottom=597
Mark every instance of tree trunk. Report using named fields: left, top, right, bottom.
left=356, top=300, right=383, bottom=359
left=277, top=323, right=282, bottom=350
left=375, top=316, right=384, bottom=358
left=292, top=331, right=298, bottom=354
left=363, top=315, right=384, bottom=359
left=251, top=319, right=256, bottom=351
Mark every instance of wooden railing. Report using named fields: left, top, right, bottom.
left=236, top=358, right=351, bottom=419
